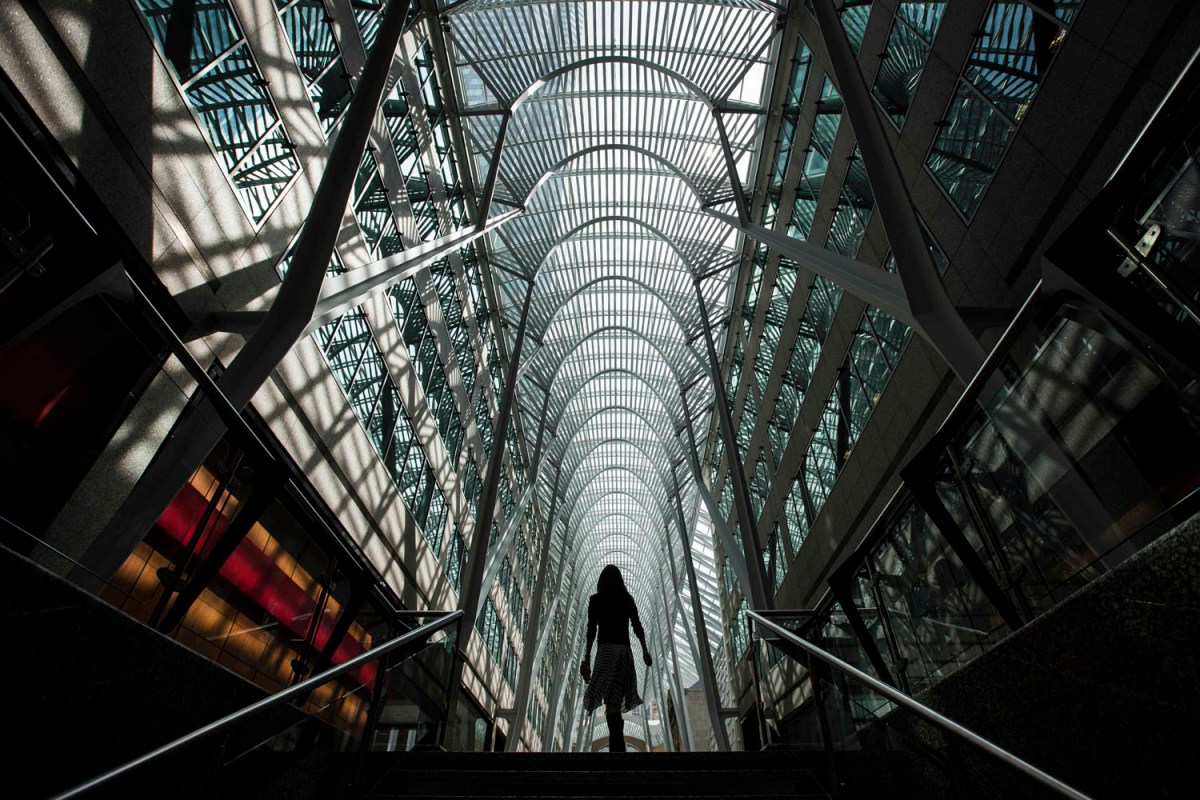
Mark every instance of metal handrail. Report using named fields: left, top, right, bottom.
left=53, top=610, right=464, bottom=799
left=747, top=610, right=1094, bottom=800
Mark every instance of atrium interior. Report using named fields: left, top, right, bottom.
left=1, top=1, right=1198, bottom=798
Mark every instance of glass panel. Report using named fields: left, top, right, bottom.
left=135, top=0, right=299, bottom=223
left=354, top=150, right=404, bottom=258
left=927, top=0, right=1079, bottom=216
left=276, top=0, right=353, bottom=135
left=943, top=311, right=1200, bottom=616
left=872, top=2, right=947, bottom=127
left=791, top=76, right=843, bottom=241
left=869, top=501, right=1010, bottom=693
left=840, top=1, right=873, bottom=53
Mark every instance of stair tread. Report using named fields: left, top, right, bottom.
left=369, top=796, right=829, bottom=799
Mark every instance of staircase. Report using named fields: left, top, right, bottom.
left=205, top=748, right=938, bottom=800
left=15, top=511, right=1199, bottom=799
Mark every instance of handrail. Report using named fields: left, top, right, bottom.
left=747, top=610, right=1095, bottom=800
left=0, top=512, right=127, bottom=592
left=53, top=609, right=464, bottom=799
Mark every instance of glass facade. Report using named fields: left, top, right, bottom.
left=873, top=2, right=948, bottom=128
left=134, top=0, right=301, bottom=223
left=927, top=0, right=1083, bottom=216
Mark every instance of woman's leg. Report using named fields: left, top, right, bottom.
left=605, top=703, right=625, bottom=752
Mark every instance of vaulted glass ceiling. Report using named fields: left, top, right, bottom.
left=444, top=0, right=781, bottom=687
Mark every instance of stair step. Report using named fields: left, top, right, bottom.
left=386, top=796, right=828, bottom=799
left=355, top=752, right=831, bottom=768
left=370, top=775, right=821, bottom=796
left=354, top=752, right=835, bottom=799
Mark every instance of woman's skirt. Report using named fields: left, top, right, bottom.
left=583, top=643, right=643, bottom=713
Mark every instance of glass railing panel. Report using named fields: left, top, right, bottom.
left=807, top=660, right=1020, bottom=799
left=750, top=613, right=1089, bottom=800
left=933, top=413, right=1099, bottom=620
left=867, top=500, right=1010, bottom=695
left=956, top=305, right=1200, bottom=608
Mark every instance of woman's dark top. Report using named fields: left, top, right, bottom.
left=587, top=590, right=645, bottom=647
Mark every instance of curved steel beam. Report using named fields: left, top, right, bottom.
left=523, top=322, right=704, bottom=394
left=555, top=436, right=676, bottom=500
left=546, top=366, right=682, bottom=439
left=561, top=466, right=674, bottom=532
left=511, top=55, right=721, bottom=112
left=562, top=477, right=668, bottom=533
left=521, top=145, right=709, bottom=211
left=559, top=458, right=676, bottom=531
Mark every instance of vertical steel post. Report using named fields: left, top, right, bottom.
left=459, top=279, right=536, bottom=640
left=679, top=414, right=754, bottom=604
left=477, top=386, right=554, bottom=606
left=639, top=631, right=655, bottom=751
left=442, top=279, right=536, bottom=746
left=679, top=342, right=771, bottom=612
left=506, top=459, right=564, bottom=750
left=656, top=567, right=696, bottom=752
left=544, top=591, right=581, bottom=750
left=654, top=678, right=676, bottom=752
left=658, top=555, right=696, bottom=751
left=669, top=471, right=732, bottom=750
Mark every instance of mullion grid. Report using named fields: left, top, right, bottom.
left=389, top=276, right=470, bottom=477
left=448, top=0, right=776, bottom=108
left=275, top=0, right=353, bottom=135
left=353, top=150, right=404, bottom=258
left=926, top=0, right=1083, bottom=216
left=311, top=300, right=448, bottom=557
left=134, top=0, right=300, bottom=223
left=782, top=302, right=911, bottom=555
left=871, top=1, right=948, bottom=128
left=827, top=147, right=876, bottom=258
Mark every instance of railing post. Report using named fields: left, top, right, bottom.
left=808, top=657, right=842, bottom=798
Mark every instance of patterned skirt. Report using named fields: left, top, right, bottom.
left=583, top=643, right=643, bottom=713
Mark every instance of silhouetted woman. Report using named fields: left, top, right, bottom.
left=580, top=564, right=651, bottom=752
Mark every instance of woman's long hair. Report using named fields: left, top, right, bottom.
left=596, top=564, right=628, bottom=596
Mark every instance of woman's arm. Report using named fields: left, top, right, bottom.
left=581, top=595, right=597, bottom=680
left=630, top=596, right=652, bottom=666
